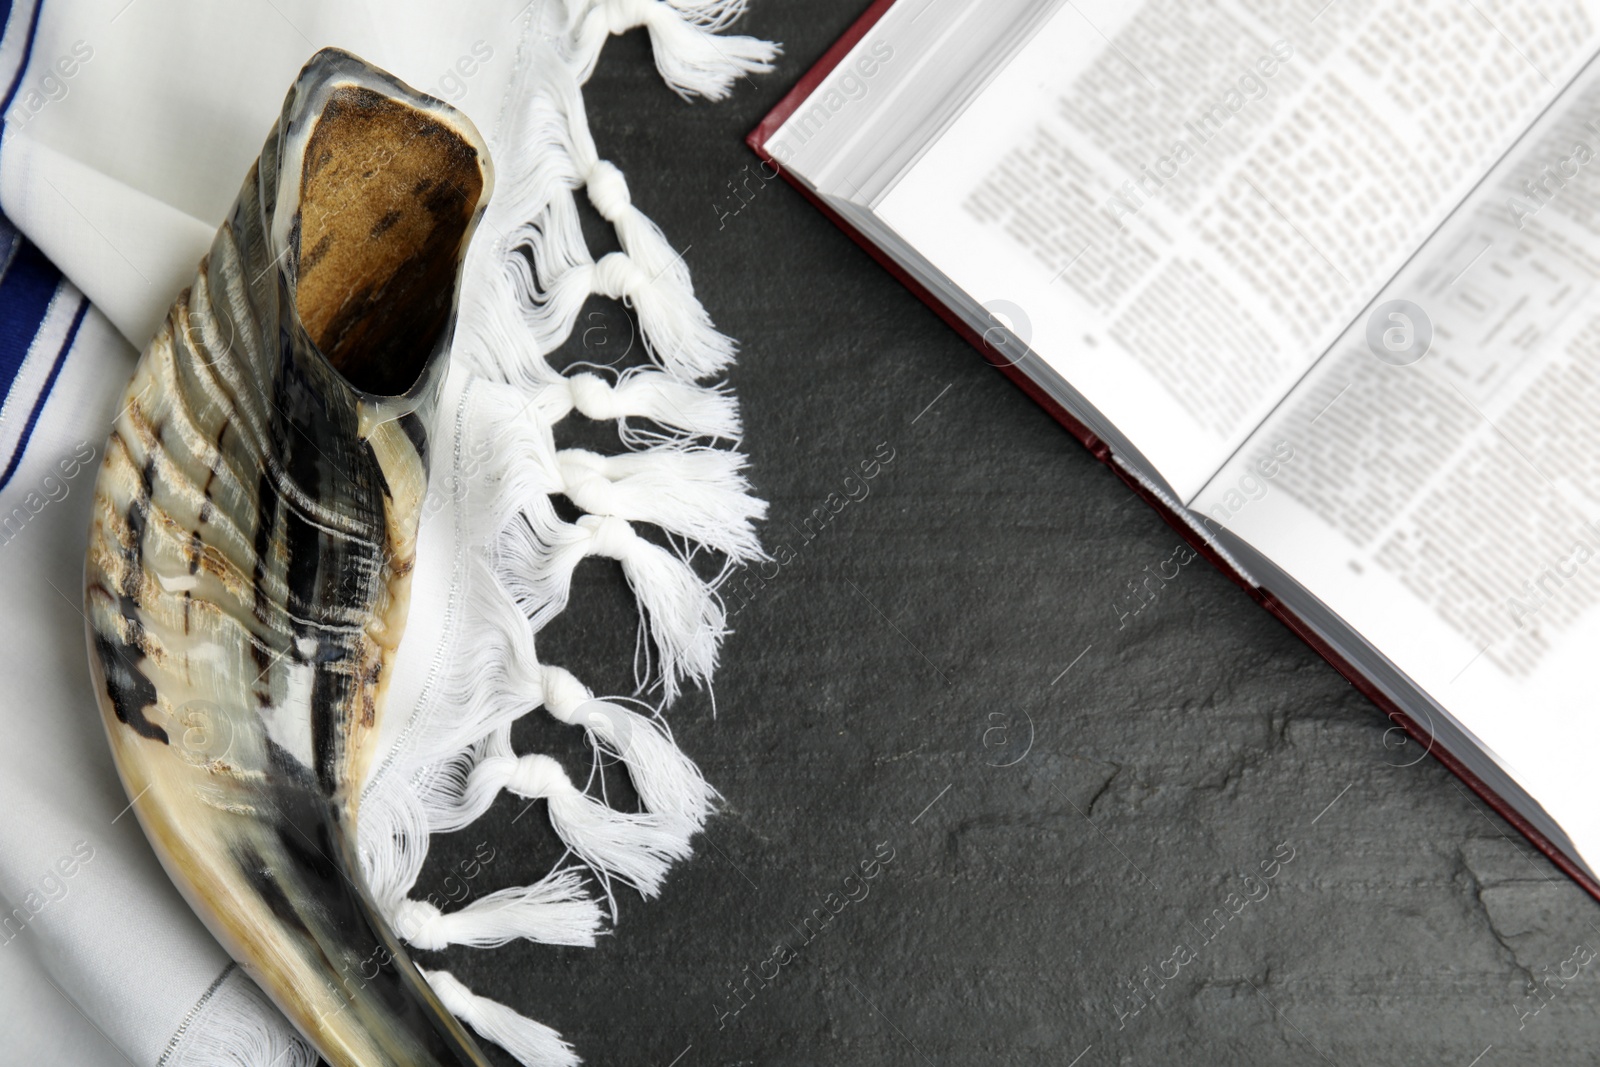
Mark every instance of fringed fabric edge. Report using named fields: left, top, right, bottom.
left=349, top=3, right=776, bottom=1064
left=161, top=965, right=320, bottom=1067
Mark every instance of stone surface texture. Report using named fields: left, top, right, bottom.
left=414, top=7, right=1600, bottom=1065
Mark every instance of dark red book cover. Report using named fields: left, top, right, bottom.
left=747, top=0, right=1600, bottom=903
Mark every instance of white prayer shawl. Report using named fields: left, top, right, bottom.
left=0, top=1, right=775, bottom=1063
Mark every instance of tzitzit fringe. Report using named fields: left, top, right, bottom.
left=352, top=2, right=776, bottom=1065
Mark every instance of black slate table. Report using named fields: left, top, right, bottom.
left=416, top=5, right=1600, bottom=1065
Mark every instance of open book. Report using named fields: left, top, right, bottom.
left=752, top=0, right=1600, bottom=893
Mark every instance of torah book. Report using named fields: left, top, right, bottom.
left=751, top=0, right=1600, bottom=895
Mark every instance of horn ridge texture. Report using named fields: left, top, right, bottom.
left=84, top=46, right=497, bottom=1067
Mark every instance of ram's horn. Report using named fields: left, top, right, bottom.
left=84, top=47, right=496, bottom=1066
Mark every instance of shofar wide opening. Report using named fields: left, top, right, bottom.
left=294, top=85, right=483, bottom=397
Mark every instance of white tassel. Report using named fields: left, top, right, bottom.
left=508, top=221, right=737, bottom=382
left=564, top=0, right=780, bottom=100
left=406, top=556, right=716, bottom=836
left=499, top=66, right=738, bottom=378
left=589, top=252, right=735, bottom=381
left=546, top=369, right=744, bottom=443
left=417, top=663, right=718, bottom=838
left=393, top=870, right=605, bottom=950
left=430, top=725, right=697, bottom=900
left=507, top=752, right=695, bottom=898
left=458, top=299, right=744, bottom=441
left=541, top=664, right=718, bottom=830
left=422, top=969, right=580, bottom=1067
left=458, top=73, right=738, bottom=396
left=541, top=71, right=698, bottom=294
left=584, top=159, right=694, bottom=290
left=500, top=513, right=725, bottom=700
left=517, top=66, right=699, bottom=295
left=558, top=446, right=767, bottom=561
left=436, top=747, right=524, bottom=832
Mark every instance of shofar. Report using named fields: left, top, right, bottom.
left=84, top=47, right=496, bottom=1067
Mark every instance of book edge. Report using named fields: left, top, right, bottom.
left=747, top=0, right=903, bottom=154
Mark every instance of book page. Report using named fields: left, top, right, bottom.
left=1192, top=55, right=1600, bottom=871
left=876, top=0, right=1600, bottom=499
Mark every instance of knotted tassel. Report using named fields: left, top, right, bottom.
left=510, top=753, right=694, bottom=897
left=501, top=513, right=725, bottom=700
left=438, top=734, right=696, bottom=899
left=563, top=0, right=779, bottom=101
left=540, top=664, right=718, bottom=830
left=393, top=870, right=605, bottom=950
left=584, top=159, right=693, bottom=290
left=422, top=969, right=579, bottom=1067
left=512, top=66, right=700, bottom=295
left=459, top=272, right=743, bottom=442
left=545, top=369, right=743, bottom=444
left=557, top=446, right=767, bottom=561
left=536, top=65, right=699, bottom=289
left=510, top=226, right=737, bottom=382
left=584, top=242, right=735, bottom=382
left=492, top=64, right=740, bottom=381
left=416, top=565, right=716, bottom=845
left=417, top=661, right=717, bottom=840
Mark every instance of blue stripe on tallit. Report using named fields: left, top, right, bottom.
left=0, top=292, right=86, bottom=494
left=0, top=237, right=63, bottom=392
left=0, top=0, right=69, bottom=491
left=0, top=0, right=42, bottom=118
left=0, top=0, right=55, bottom=404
